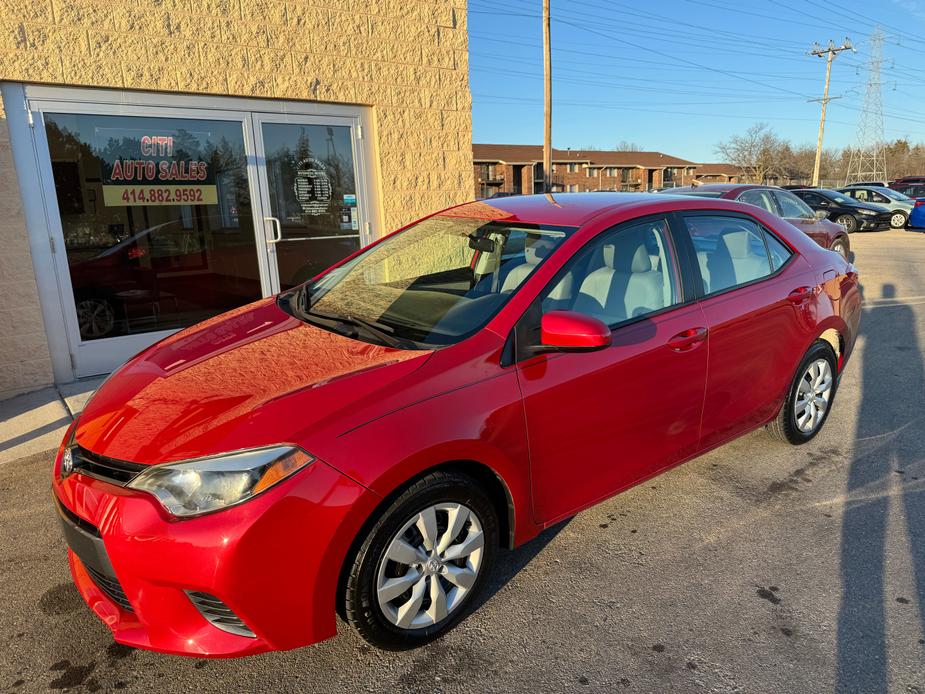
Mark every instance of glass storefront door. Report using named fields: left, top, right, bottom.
left=28, top=97, right=370, bottom=379
left=254, top=116, right=363, bottom=290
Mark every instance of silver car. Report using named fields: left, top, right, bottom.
left=837, top=186, right=914, bottom=228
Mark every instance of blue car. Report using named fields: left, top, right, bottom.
left=908, top=199, right=925, bottom=228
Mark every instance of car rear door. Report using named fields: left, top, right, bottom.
left=772, top=189, right=832, bottom=248
left=676, top=211, right=819, bottom=449
left=514, top=216, right=709, bottom=524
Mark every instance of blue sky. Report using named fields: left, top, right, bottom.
left=468, top=0, right=925, bottom=162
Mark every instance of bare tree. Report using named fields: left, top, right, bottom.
left=714, top=123, right=787, bottom=184
left=614, top=140, right=642, bottom=151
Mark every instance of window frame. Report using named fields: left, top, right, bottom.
left=507, top=213, right=696, bottom=365
left=670, top=210, right=797, bottom=302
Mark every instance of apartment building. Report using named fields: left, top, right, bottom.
left=473, top=143, right=700, bottom=197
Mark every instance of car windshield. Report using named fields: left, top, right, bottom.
left=879, top=188, right=912, bottom=201
left=823, top=191, right=855, bottom=205
left=280, top=215, right=577, bottom=347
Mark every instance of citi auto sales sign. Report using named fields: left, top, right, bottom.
left=101, top=133, right=218, bottom=207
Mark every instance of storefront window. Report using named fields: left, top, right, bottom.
left=44, top=113, right=261, bottom=341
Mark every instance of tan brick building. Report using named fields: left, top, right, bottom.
left=0, top=0, right=473, bottom=397
left=692, top=163, right=744, bottom=184
left=473, top=144, right=700, bottom=197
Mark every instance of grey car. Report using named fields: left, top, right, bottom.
left=837, top=186, right=914, bottom=228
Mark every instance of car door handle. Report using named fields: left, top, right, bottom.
left=787, top=286, right=815, bottom=304
left=667, top=327, right=708, bottom=352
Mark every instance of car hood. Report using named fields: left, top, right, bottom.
left=75, top=298, right=433, bottom=465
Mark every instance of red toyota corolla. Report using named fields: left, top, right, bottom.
left=52, top=193, right=861, bottom=657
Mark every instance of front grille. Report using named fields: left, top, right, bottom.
left=186, top=591, right=256, bottom=638
left=55, top=496, right=101, bottom=538
left=72, top=446, right=146, bottom=486
left=85, top=564, right=134, bottom=612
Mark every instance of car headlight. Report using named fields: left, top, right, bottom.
left=128, top=446, right=314, bottom=518
left=858, top=209, right=876, bottom=216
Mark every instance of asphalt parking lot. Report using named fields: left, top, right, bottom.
left=2, top=230, right=924, bottom=693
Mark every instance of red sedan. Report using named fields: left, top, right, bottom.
left=53, top=193, right=860, bottom=657
left=666, top=184, right=851, bottom=259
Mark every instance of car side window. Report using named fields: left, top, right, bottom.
left=737, top=189, right=777, bottom=214
left=853, top=189, right=868, bottom=201
left=802, top=192, right=823, bottom=206
left=774, top=191, right=815, bottom=220
left=870, top=191, right=888, bottom=203
left=765, top=230, right=792, bottom=271
left=683, top=215, right=780, bottom=295
left=538, top=218, right=681, bottom=326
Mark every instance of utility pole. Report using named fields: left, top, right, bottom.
left=543, top=0, right=551, bottom=193
left=809, top=38, right=853, bottom=187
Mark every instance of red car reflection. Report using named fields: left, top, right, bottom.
left=53, top=193, right=860, bottom=657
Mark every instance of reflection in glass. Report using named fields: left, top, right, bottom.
left=261, top=123, right=361, bottom=289
left=44, top=113, right=262, bottom=341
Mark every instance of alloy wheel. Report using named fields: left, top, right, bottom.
left=794, top=358, right=833, bottom=433
left=835, top=214, right=857, bottom=232
left=376, top=502, right=484, bottom=629
left=76, top=298, right=115, bottom=339
left=890, top=212, right=907, bottom=228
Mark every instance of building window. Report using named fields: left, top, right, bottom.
left=567, top=184, right=578, bottom=192
left=567, top=163, right=577, bottom=173
left=621, top=168, right=631, bottom=183
left=478, top=163, right=496, bottom=181
left=586, top=167, right=593, bottom=178
left=664, top=168, right=677, bottom=182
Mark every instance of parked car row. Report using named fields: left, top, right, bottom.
left=663, top=184, right=852, bottom=258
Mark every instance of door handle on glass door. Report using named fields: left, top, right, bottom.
left=264, top=217, right=282, bottom=244
left=667, top=327, right=708, bottom=351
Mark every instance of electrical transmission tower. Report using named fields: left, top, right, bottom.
left=845, top=28, right=887, bottom=184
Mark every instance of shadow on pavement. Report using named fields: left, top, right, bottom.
left=836, top=283, right=925, bottom=692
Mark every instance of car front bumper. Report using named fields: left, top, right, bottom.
left=52, top=445, right=376, bottom=658
left=858, top=214, right=892, bottom=230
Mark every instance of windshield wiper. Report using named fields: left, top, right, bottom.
left=305, top=308, right=416, bottom=349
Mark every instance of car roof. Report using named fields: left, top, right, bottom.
left=438, top=192, right=776, bottom=227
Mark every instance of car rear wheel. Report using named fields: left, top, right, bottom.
left=767, top=341, right=838, bottom=445
left=890, top=211, right=908, bottom=229
left=835, top=214, right=858, bottom=232
left=829, top=238, right=849, bottom=259
left=343, top=471, right=498, bottom=650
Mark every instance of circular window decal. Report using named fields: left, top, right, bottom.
left=293, top=158, right=332, bottom=216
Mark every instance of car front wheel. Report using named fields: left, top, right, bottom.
left=343, top=471, right=498, bottom=650
left=890, top=211, right=908, bottom=228
left=767, top=341, right=838, bottom=445
left=835, top=214, right=858, bottom=232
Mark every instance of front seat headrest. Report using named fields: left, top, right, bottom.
left=612, top=242, right=652, bottom=273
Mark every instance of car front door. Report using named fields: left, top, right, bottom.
left=678, top=212, right=818, bottom=449
left=514, top=216, right=709, bottom=524
left=772, top=189, right=832, bottom=248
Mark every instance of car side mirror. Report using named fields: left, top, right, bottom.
left=814, top=210, right=828, bottom=220
left=539, top=311, right=611, bottom=352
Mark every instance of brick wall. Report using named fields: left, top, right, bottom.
left=0, top=0, right=472, bottom=396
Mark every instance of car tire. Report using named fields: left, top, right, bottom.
left=343, top=470, right=498, bottom=650
left=829, top=238, right=849, bottom=259
left=890, top=211, right=908, bottom=229
left=835, top=214, right=858, bottom=232
left=766, top=341, right=838, bottom=445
